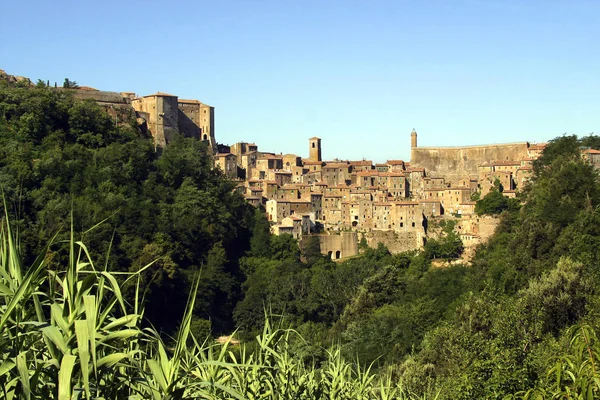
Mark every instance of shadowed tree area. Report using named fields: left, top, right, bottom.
left=0, top=80, right=255, bottom=335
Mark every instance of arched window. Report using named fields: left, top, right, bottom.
left=312, top=143, right=315, bottom=148
left=335, top=250, right=341, bottom=259
left=328, top=251, right=333, bottom=259
left=203, top=134, right=207, bottom=140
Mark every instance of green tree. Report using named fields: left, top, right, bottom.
left=63, top=78, right=79, bottom=88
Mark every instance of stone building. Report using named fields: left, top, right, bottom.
left=235, top=131, right=548, bottom=260
left=131, top=93, right=216, bottom=152
left=214, top=153, right=238, bottom=179
left=309, top=137, right=322, bottom=162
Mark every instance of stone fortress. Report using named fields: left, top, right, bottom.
left=5, top=69, right=599, bottom=261
left=0, top=69, right=217, bottom=153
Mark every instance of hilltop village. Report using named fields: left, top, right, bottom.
left=216, top=135, right=548, bottom=260
left=4, top=70, right=598, bottom=261
left=215, top=134, right=599, bottom=262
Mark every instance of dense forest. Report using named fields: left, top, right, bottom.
left=2, top=79, right=600, bottom=398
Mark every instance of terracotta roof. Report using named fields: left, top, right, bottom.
left=386, top=160, right=405, bottom=165
left=259, top=153, right=283, bottom=160
left=323, top=163, right=350, bottom=169
left=178, top=98, right=201, bottom=104
left=356, top=170, right=379, bottom=176
left=583, top=148, right=600, bottom=154
left=147, top=92, right=176, bottom=97
left=493, top=160, right=521, bottom=166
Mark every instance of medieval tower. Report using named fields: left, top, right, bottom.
left=309, top=137, right=322, bottom=162
left=411, top=129, right=418, bottom=148
left=132, top=93, right=216, bottom=153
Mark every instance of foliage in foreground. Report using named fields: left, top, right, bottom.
left=0, top=217, right=428, bottom=399
left=0, top=81, right=255, bottom=335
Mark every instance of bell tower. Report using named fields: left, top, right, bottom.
left=411, top=129, right=418, bottom=148
left=309, top=137, right=322, bottom=162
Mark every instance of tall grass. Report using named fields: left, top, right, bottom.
left=0, top=214, right=425, bottom=399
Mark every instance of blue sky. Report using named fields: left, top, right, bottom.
left=1, top=0, right=598, bottom=162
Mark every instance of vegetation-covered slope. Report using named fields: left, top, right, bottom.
left=2, top=79, right=600, bottom=398
left=0, top=80, right=256, bottom=335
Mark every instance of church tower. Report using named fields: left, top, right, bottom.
left=411, top=129, right=418, bottom=148
left=309, top=137, right=322, bottom=162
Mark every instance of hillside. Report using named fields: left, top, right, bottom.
left=1, top=78, right=600, bottom=398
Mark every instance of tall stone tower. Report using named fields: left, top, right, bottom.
left=309, top=137, right=322, bottom=162
left=411, top=129, right=418, bottom=148
left=132, top=92, right=180, bottom=150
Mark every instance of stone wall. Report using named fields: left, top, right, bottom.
left=313, top=232, right=358, bottom=260
left=363, top=230, right=423, bottom=254
left=410, top=143, right=530, bottom=183
left=65, top=89, right=129, bottom=105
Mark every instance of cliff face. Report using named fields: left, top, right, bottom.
left=410, top=143, right=530, bottom=182
left=0, top=69, right=33, bottom=86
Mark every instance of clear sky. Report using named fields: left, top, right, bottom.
left=1, top=0, right=598, bottom=162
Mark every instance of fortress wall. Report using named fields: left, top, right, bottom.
left=364, top=230, right=421, bottom=254
left=66, top=89, right=129, bottom=104
left=315, top=232, right=358, bottom=260
left=410, top=143, right=529, bottom=183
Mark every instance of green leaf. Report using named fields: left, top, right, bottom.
left=41, top=325, right=70, bottom=354
left=103, top=314, right=138, bottom=331
left=16, top=352, right=30, bottom=400
left=97, top=353, right=128, bottom=368
left=75, top=319, right=91, bottom=398
left=58, top=354, right=76, bottom=400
